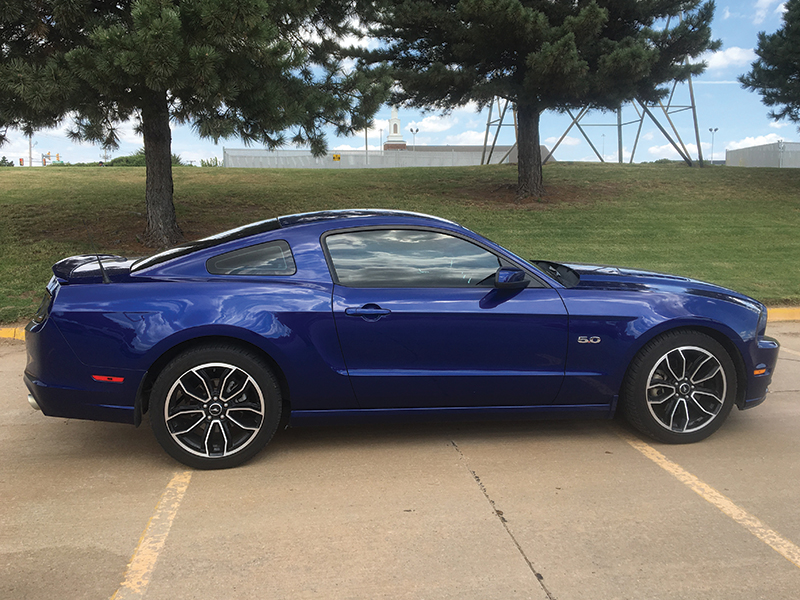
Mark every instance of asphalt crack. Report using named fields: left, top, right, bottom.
left=451, top=440, right=556, bottom=600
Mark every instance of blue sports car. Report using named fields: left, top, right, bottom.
left=25, top=210, right=780, bottom=468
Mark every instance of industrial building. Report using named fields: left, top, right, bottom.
left=726, top=141, right=800, bottom=168
left=223, top=106, right=532, bottom=169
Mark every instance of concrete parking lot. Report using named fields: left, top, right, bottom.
left=1, top=323, right=799, bottom=600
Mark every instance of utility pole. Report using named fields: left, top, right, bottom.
left=708, top=128, right=718, bottom=164
left=410, top=127, right=419, bottom=151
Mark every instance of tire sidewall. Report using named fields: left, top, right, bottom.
left=150, top=345, right=281, bottom=469
left=622, top=331, right=737, bottom=444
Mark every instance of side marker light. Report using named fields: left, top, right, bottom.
left=92, top=375, right=125, bottom=383
left=753, top=368, right=767, bottom=376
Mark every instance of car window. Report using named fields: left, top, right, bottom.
left=206, top=240, right=296, bottom=276
left=325, top=229, right=501, bottom=287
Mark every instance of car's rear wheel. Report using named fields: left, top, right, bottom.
left=150, top=344, right=281, bottom=469
left=621, top=331, right=737, bottom=444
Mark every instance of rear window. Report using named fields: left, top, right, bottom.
left=206, top=240, right=296, bottom=276
left=131, top=219, right=280, bottom=272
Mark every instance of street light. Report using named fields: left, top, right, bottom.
left=601, top=133, right=605, bottom=161
left=410, top=127, right=419, bottom=151
left=709, top=127, right=718, bottom=165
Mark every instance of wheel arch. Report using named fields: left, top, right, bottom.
left=135, top=335, right=292, bottom=425
left=618, top=324, right=748, bottom=411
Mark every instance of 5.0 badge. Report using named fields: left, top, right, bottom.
left=577, top=336, right=602, bottom=344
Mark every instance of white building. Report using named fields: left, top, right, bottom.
left=223, top=107, right=544, bottom=169
left=726, top=141, right=800, bottom=168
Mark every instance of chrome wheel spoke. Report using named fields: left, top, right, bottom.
left=227, top=413, right=260, bottom=432
left=689, top=395, right=716, bottom=417
left=226, top=407, right=263, bottom=432
left=691, top=357, right=721, bottom=385
left=190, top=368, right=214, bottom=401
left=669, top=398, right=689, bottom=432
left=665, top=349, right=686, bottom=381
left=202, top=420, right=233, bottom=457
left=167, top=407, right=204, bottom=421
left=693, top=389, right=723, bottom=407
left=177, top=378, right=209, bottom=403
left=220, top=368, right=248, bottom=402
left=170, top=414, right=206, bottom=436
left=647, top=382, right=676, bottom=406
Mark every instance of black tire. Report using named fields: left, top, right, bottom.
left=620, top=330, right=737, bottom=444
left=150, top=344, right=282, bottom=469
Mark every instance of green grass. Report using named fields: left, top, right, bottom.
left=1, top=162, right=799, bottom=324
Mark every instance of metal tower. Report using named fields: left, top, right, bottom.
left=481, top=14, right=706, bottom=167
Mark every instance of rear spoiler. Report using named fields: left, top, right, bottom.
left=52, top=255, right=132, bottom=283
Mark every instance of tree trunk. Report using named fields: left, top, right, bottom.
left=516, top=103, right=545, bottom=198
left=141, top=92, right=182, bottom=248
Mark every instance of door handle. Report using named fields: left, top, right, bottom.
left=345, top=304, right=391, bottom=320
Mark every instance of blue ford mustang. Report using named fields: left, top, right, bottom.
left=25, top=210, right=780, bottom=468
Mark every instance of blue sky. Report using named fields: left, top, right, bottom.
left=1, top=0, right=794, bottom=166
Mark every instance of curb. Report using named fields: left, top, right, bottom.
left=769, top=307, right=800, bottom=322
left=0, top=327, right=26, bottom=341
left=1, top=308, right=798, bottom=343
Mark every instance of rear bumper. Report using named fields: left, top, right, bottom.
left=24, top=319, right=142, bottom=425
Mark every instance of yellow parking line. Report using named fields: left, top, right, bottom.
left=111, top=471, right=193, bottom=599
left=617, top=429, right=800, bottom=570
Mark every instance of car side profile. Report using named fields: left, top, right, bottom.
left=24, top=210, right=780, bottom=468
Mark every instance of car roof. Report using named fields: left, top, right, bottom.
left=132, top=210, right=458, bottom=272
left=278, top=209, right=457, bottom=228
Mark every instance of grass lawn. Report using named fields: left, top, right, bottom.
left=1, top=161, right=798, bottom=324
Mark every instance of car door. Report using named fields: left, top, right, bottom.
left=325, top=227, right=568, bottom=409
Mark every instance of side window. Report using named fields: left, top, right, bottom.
left=206, top=240, right=296, bottom=276
left=325, top=229, right=501, bottom=288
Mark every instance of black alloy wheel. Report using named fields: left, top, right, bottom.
left=150, top=344, right=281, bottom=469
left=621, top=330, right=737, bottom=444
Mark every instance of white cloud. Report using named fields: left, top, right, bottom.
left=367, top=119, right=390, bottom=135
left=545, top=135, right=581, bottom=146
left=726, top=133, right=787, bottom=150
left=115, top=120, right=143, bottom=145
left=332, top=143, right=385, bottom=151
left=754, top=0, right=781, bottom=24
left=702, top=47, right=756, bottom=70
left=642, top=131, right=655, bottom=141
left=647, top=142, right=705, bottom=160
left=769, top=121, right=790, bottom=129
left=407, top=114, right=457, bottom=133
left=443, top=130, right=487, bottom=145
left=692, top=80, right=741, bottom=84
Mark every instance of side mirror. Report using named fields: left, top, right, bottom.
left=494, top=267, right=529, bottom=290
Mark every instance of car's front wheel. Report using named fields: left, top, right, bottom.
left=621, top=331, right=737, bottom=444
left=150, top=344, right=282, bottom=469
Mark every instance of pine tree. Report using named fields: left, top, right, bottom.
left=0, top=0, right=390, bottom=247
left=740, top=0, right=800, bottom=128
left=358, top=0, right=719, bottom=197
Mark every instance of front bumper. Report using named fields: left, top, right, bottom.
left=738, top=335, right=780, bottom=410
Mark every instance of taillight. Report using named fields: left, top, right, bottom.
left=32, top=276, right=59, bottom=325
left=31, top=290, right=53, bottom=324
